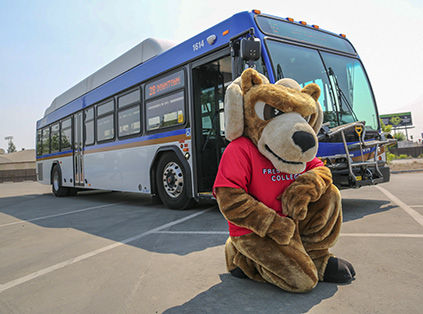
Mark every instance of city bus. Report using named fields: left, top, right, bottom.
left=36, top=10, right=394, bottom=209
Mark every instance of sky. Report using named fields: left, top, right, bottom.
left=1, top=0, right=423, bottom=151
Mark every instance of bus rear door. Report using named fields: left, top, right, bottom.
left=73, top=112, right=84, bottom=186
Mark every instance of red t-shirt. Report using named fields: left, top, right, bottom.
left=213, top=136, right=324, bottom=236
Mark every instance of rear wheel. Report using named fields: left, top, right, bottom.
left=156, top=153, right=194, bottom=209
left=52, top=165, right=69, bottom=197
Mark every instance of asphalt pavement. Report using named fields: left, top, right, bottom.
left=0, top=172, right=422, bottom=314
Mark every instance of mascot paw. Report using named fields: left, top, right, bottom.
left=323, top=257, right=356, bottom=283
left=267, top=216, right=296, bottom=245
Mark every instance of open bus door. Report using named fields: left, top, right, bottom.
left=192, top=54, right=232, bottom=195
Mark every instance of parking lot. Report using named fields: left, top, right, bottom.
left=0, top=172, right=422, bottom=314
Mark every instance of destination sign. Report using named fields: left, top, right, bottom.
left=146, top=70, right=185, bottom=100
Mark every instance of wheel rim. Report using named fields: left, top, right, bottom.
left=53, top=170, right=60, bottom=192
left=162, top=162, right=184, bottom=198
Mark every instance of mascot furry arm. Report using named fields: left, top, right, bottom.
left=214, top=69, right=355, bottom=293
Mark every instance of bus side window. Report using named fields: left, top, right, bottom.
left=61, top=117, right=72, bottom=150
left=36, top=129, right=43, bottom=156
left=51, top=123, right=60, bottom=153
left=118, top=89, right=141, bottom=138
left=84, top=108, right=95, bottom=145
left=42, top=127, right=50, bottom=155
left=96, top=100, right=115, bottom=142
left=146, top=91, right=185, bottom=131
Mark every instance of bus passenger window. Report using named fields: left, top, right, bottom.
left=36, top=129, right=43, bottom=156
left=61, top=118, right=72, bottom=150
left=42, top=127, right=50, bottom=155
left=118, top=106, right=141, bottom=137
left=97, top=100, right=115, bottom=142
left=84, top=108, right=94, bottom=145
left=146, top=91, right=184, bottom=131
left=51, top=123, right=60, bottom=153
left=118, top=89, right=141, bottom=138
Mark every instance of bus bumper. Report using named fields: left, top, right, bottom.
left=331, top=163, right=390, bottom=190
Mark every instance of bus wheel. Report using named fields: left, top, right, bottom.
left=156, top=153, right=194, bottom=210
left=52, top=165, right=69, bottom=197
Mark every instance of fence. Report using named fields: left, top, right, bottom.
left=389, top=146, right=423, bottom=158
left=0, top=169, right=37, bottom=183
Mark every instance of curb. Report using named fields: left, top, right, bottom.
left=391, top=169, right=423, bottom=174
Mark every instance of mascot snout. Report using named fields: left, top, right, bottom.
left=258, top=112, right=318, bottom=174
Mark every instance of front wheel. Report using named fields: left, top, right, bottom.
left=52, top=165, right=69, bottom=197
left=156, top=153, right=194, bottom=210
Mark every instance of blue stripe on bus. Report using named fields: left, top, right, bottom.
left=317, top=142, right=376, bottom=158
left=36, top=149, right=73, bottom=160
left=36, top=128, right=190, bottom=159
left=84, top=128, right=189, bottom=152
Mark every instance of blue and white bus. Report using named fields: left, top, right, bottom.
left=36, top=10, right=394, bottom=209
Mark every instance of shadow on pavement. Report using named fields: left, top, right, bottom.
left=164, top=274, right=342, bottom=314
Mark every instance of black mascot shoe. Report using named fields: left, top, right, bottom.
left=230, top=267, right=248, bottom=279
left=323, top=257, right=356, bottom=283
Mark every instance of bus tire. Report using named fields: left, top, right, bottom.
left=156, top=153, right=194, bottom=210
left=52, top=165, right=69, bottom=197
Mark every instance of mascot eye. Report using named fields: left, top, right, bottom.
left=255, top=101, right=285, bottom=121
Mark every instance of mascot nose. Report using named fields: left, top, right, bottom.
left=292, top=131, right=316, bottom=153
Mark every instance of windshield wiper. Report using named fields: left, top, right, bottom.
left=276, top=64, right=284, bottom=80
left=328, top=67, right=358, bottom=122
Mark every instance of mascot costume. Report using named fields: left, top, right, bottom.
left=213, top=68, right=355, bottom=293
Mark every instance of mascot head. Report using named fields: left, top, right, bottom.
left=224, top=68, right=323, bottom=174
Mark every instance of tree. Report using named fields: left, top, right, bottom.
left=7, top=139, right=16, bottom=153
left=380, top=119, right=392, bottom=134
left=393, top=132, right=406, bottom=142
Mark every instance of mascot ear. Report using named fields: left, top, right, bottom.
left=308, top=100, right=323, bottom=134
left=301, top=83, right=321, bottom=102
left=224, top=76, right=244, bottom=141
left=225, top=69, right=269, bottom=141
left=301, top=83, right=323, bottom=133
left=241, top=68, right=265, bottom=94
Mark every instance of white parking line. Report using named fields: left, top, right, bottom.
left=0, top=208, right=211, bottom=294
left=156, top=230, right=423, bottom=238
left=156, top=231, right=228, bottom=235
left=376, top=186, right=423, bottom=228
left=341, top=233, right=423, bottom=238
left=0, top=203, right=124, bottom=228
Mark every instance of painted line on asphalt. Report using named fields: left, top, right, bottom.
left=341, top=233, right=423, bottom=238
left=156, top=230, right=423, bottom=238
left=0, top=208, right=211, bottom=294
left=155, top=230, right=228, bottom=235
left=376, top=185, right=423, bottom=228
left=0, top=203, right=124, bottom=228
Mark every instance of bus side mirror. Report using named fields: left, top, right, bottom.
left=240, top=37, right=261, bottom=61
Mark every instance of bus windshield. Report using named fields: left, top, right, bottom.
left=266, top=40, right=378, bottom=130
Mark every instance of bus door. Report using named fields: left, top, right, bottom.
left=192, top=54, right=232, bottom=193
left=73, top=112, right=84, bottom=186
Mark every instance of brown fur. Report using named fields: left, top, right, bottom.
left=216, top=68, right=344, bottom=293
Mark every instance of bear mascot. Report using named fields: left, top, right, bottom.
left=213, top=68, right=355, bottom=293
